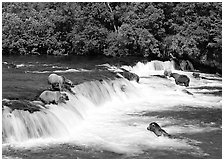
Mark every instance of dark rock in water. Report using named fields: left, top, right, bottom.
left=121, top=85, right=126, bottom=92
left=2, top=62, right=16, bottom=69
left=170, top=73, right=190, bottom=87
left=2, top=99, right=42, bottom=113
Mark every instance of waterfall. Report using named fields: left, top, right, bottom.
left=2, top=59, right=222, bottom=157
left=2, top=78, right=137, bottom=144
left=121, top=60, right=176, bottom=77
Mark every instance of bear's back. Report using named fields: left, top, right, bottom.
left=40, top=90, right=60, bottom=103
left=48, top=74, right=63, bottom=84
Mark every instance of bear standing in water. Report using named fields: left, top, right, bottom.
left=48, top=73, right=64, bottom=91
left=48, top=73, right=75, bottom=94
left=39, top=90, right=69, bottom=105
left=170, top=73, right=190, bottom=87
left=117, top=68, right=140, bottom=83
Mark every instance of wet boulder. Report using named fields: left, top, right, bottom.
left=2, top=62, right=16, bottom=69
left=2, top=99, right=43, bottom=113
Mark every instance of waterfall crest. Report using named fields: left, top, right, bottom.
left=2, top=60, right=222, bottom=157
left=2, top=78, right=137, bottom=144
left=121, top=60, right=175, bottom=77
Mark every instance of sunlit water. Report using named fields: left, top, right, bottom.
left=2, top=59, right=222, bottom=159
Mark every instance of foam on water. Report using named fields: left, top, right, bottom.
left=2, top=60, right=222, bottom=157
left=121, top=60, right=175, bottom=76
left=26, top=68, right=91, bottom=74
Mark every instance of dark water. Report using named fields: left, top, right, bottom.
left=2, top=55, right=119, bottom=100
left=2, top=55, right=222, bottom=159
left=143, top=107, right=222, bottom=158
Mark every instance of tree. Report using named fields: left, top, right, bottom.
left=2, top=2, right=222, bottom=71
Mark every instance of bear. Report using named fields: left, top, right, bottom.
left=192, top=72, right=200, bottom=79
left=64, top=77, right=75, bottom=88
left=63, top=77, right=75, bottom=94
left=164, top=69, right=172, bottom=77
left=147, top=122, right=171, bottom=138
left=118, top=68, right=140, bottom=83
left=39, top=90, right=69, bottom=105
left=170, top=73, right=190, bottom=87
left=48, top=73, right=75, bottom=93
left=48, top=73, right=64, bottom=91
left=180, top=60, right=194, bottom=71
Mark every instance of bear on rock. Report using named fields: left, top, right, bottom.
left=39, top=90, right=69, bottom=105
left=48, top=73, right=75, bottom=94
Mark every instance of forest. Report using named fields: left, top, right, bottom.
left=2, top=2, right=222, bottom=72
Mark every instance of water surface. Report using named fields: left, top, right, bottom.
left=2, top=56, right=222, bottom=159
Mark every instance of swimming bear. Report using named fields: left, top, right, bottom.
left=39, top=90, right=69, bottom=105
left=170, top=73, right=190, bottom=87
left=48, top=73, right=75, bottom=93
left=147, top=122, right=171, bottom=138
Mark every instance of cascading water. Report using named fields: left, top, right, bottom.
left=2, top=78, right=136, bottom=144
left=121, top=60, right=175, bottom=76
left=2, top=60, right=222, bottom=158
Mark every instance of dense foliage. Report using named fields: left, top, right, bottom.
left=2, top=2, right=222, bottom=70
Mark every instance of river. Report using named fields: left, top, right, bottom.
left=2, top=56, right=222, bottom=159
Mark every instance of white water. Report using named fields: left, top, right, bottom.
left=26, top=68, right=90, bottom=73
left=2, top=60, right=222, bottom=157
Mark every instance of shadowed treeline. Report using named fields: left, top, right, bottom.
left=2, top=2, right=222, bottom=72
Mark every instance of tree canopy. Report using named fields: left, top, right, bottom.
left=2, top=2, right=222, bottom=70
